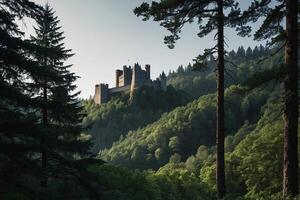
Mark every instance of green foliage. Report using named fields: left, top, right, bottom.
left=100, top=85, right=270, bottom=170
left=199, top=101, right=300, bottom=199
left=91, top=47, right=293, bottom=199
left=89, top=164, right=213, bottom=200
left=167, top=66, right=216, bottom=100
left=167, top=45, right=274, bottom=100
left=82, top=85, right=189, bottom=152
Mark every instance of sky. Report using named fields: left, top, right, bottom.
left=26, top=0, right=265, bottom=98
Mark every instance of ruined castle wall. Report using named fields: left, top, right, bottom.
left=116, top=70, right=122, bottom=87
left=94, top=85, right=101, bottom=104
left=99, top=84, right=110, bottom=104
left=131, top=64, right=151, bottom=88
left=118, top=75, right=124, bottom=87
left=123, top=66, right=132, bottom=86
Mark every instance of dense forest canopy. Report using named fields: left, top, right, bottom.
left=0, top=0, right=298, bottom=200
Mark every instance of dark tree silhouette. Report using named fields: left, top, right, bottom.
left=31, top=3, right=92, bottom=187
left=0, top=0, right=42, bottom=186
left=0, top=2, right=104, bottom=197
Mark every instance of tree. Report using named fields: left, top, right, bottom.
left=246, top=47, right=253, bottom=59
left=235, top=0, right=299, bottom=197
left=30, top=3, right=92, bottom=188
left=0, top=1, right=103, bottom=198
left=236, top=46, right=246, bottom=59
left=252, top=46, right=259, bottom=58
left=283, top=1, right=298, bottom=196
left=258, top=44, right=266, bottom=57
left=134, top=1, right=239, bottom=198
left=0, top=0, right=43, bottom=188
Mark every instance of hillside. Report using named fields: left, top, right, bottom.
left=84, top=45, right=278, bottom=153
left=99, top=85, right=271, bottom=169
left=89, top=99, right=299, bottom=200
left=83, top=46, right=300, bottom=199
left=82, top=85, right=189, bottom=152
left=79, top=45, right=299, bottom=199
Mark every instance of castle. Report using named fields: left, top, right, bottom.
left=94, top=63, right=167, bottom=104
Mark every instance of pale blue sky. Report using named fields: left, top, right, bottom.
left=26, top=0, right=264, bottom=98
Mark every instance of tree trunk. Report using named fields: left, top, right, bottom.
left=283, top=0, right=299, bottom=197
left=41, top=79, right=48, bottom=188
left=216, top=0, right=225, bottom=199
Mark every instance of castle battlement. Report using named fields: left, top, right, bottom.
left=94, top=63, right=166, bottom=104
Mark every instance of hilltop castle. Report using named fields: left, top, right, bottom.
left=94, top=63, right=167, bottom=104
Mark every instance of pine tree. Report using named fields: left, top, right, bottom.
left=234, top=0, right=299, bottom=197
left=252, top=46, right=259, bottom=59
left=246, top=47, right=253, bottom=59
left=0, top=0, right=44, bottom=188
left=30, top=3, right=91, bottom=187
left=236, top=46, right=246, bottom=59
left=0, top=1, right=103, bottom=198
left=134, top=1, right=239, bottom=198
left=228, top=50, right=236, bottom=60
left=258, top=44, right=265, bottom=56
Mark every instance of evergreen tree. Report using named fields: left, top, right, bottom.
left=258, top=44, right=265, bottom=56
left=30, top=3, right=91, bottom=187
left=235, top=0, right=299, bottom=197
left=186, top=63, right=193, bottom=72
left=252, top=46, right=259, bottom=58
left=246, top=47, right=253, bottom=59
left=0, top=0, right=43, bottom=188
left=134, top=0, right=239, bottom=198
left=176, top=65, right=185, bottom=73
left=228, top=50, right=236, bottom=60
left=236, top=46, right=246, bottom=58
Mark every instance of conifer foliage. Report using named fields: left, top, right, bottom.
left=30, top=3, right=90, bottom=187
left=0, top=1, right=102, bottom=198
left=0, top=0, right=43, bottom=189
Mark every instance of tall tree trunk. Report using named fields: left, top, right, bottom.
left=283, top=0, right=298, bottom=197
left=41, top=79, right=48, bottom=188
left=216, top=0, right=225, bottom=199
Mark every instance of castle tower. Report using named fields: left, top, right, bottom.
left=94, top=83, right=110, bottom=104
left=115, top=70, right=122, bottom=87
left=94, top=84, right=100, bottom=104
left=123, top=65, right=132, bottom=86
left=130, top=63, right=141, bottom=101
left=130, top=63, right=139, bottom=92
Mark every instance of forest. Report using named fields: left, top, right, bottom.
left=0, top=0, right=299, bottom=200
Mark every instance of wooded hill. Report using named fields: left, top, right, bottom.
left=80, top=46, right=300, bottom=199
